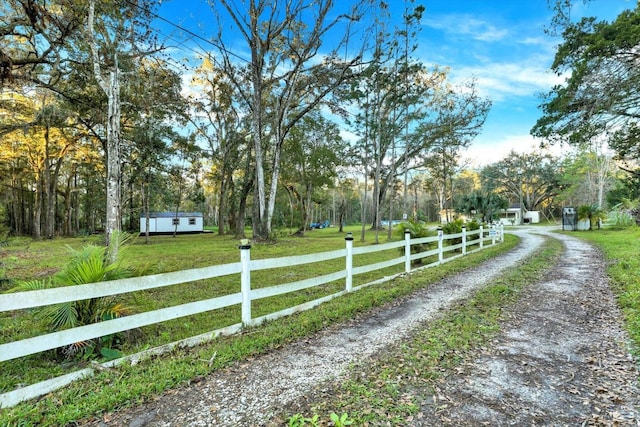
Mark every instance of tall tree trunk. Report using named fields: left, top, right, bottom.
left=63, top=166, right=73, bottom=236
left=42, top=125, right=54, bottom=239
left=264, top=141, right=284, bottom=238
left=73, top=170, right=79, bottom=235
left=338, top=199, right=346, bottom=233
left=88, top=1, right=122, bottom=259
left=33, top=174, right=42, bottom=240
left=104, top=66, right=122, bottom=248
left=235, top=157, right=255, bottom=239
left=142, top=170, right=151, bottom=243
left=217, top=175, right=228, bottom=236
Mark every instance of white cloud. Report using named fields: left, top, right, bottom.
left=450, top=61, right=565, bottom=101
left=423, top=15, right=508, bottom=42
left=463, top=133, right=568, bottom=167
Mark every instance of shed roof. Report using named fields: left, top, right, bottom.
left=140, top=212, right=203, bottom=218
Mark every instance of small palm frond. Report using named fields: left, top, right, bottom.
left=98, top=302, right=131, bottom=321
left=7, top=278, right=53, bottom=293
left=57, top=245, right=112, bottom=285
left=57, top=242, right=133, bottom=285
left=40, top=302, right=79, bottom=330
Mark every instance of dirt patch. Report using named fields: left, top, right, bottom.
left=83, top=228, right=640, bottom=426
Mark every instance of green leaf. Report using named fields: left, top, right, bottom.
left=100, top=347, right=123, bottom=361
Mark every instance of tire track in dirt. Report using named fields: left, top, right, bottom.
left=415, top=230, right=640, bottom=426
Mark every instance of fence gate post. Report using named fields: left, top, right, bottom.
left=239, top=240, right=252, bottom=325
left=462, top=225, right=467, bottom=256
left=491, top=223, right=496, bottom=245
left=404, top=229, right=411, bottom=273
left=479, top=225, right=484, bottom=249
left=345, top=232, right=354, bottom=292
left=437, top=226, right=444, bottom=264
left=500, top=223, right=505, bottom=242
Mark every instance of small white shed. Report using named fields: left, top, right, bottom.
left=497, top=207, right=522, bottom=225
left=524, top=211, right=540, bottom=224
left=140, top=212, right=204, bottom=234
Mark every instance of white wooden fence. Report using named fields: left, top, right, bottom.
left=0, top=224, right=504, bottom=408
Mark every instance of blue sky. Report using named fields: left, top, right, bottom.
left=156, top=0, right=634, bottom=166
left=411, top=0, right=633, bottom=166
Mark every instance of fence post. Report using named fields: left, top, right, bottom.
left=404, top=229, right=411, bottom=273
left=479, top=225, right=484, bottom=249
left=500, top=223, right=505, bottom=242
left=239, top=239, right=252, bottom=325
left=461, top=224, right=467, bottom=256
left=491, top=223, right=496, bottom=245
left=345, top=232, right=354, bottom=292
left=437, top=226, right=444, bottom=264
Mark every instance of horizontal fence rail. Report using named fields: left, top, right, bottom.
left=0, top=224, right=504, bottom=408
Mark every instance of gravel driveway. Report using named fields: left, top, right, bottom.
left=88, top=227, right=640, bottom=426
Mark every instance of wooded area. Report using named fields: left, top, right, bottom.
left=1, top=0, right=639, bottom=245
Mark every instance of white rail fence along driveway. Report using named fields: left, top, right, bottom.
left=0, top=224, right=504, bottom=407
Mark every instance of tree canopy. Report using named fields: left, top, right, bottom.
left=0, top=0, right=500, bottom=240
left=532, top=4, right=640, bottom=173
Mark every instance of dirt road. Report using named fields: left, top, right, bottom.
left=89, top=227, right=640, bottom=426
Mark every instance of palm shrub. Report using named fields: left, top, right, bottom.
left=442, top=219, right=481, bottom=250
left=577, top=204, right=607, bottom=230
left=8, top=232, right=136, bottom=360
left=394, top=220, right=436, bottom=263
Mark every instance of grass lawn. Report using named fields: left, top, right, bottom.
left=570, top=227, right=640, bottom=351
left=0, top=224, right=513, bottom=426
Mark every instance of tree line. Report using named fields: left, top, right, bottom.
left=1, top=0, right=638, bottom=247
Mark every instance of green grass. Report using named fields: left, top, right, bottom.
left=275, top=236, right=563, bottom=425
left=568, top=227, right=640, bottom=352
left=0, top=227, right=516, bottom=426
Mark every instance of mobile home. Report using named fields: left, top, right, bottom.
left=140, top=212, right=204, bottom=234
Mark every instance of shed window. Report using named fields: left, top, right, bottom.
left=189, top=218, right=196, bottom=225
left=172, top=218, right=180, bottom=225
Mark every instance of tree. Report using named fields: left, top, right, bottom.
left=213, top=0, right=371, bottom=241
left=481, top=150, right=564, bottom=215
left=350, top=63, right=490, bottom=233
left=189, top=56, right=245, bottom=236
left=123, top=58, right=189, bottom=236
left=0, top=0, right=86, bottom=86
left=607, top=170, right=640, bottom=207
left=577, top=203, right=606, bottom=231
left=455, top=190, right=508, bottom=223
left=281, top=113, right=347, bottom=235
left=86, top=0, right=163, bottom=256
left=1, top=0, right=187, bottom=240
left=0, top=89, right=76, bottom=239
left=86, top=0, right=124, bottom=257
left=532, top=4, right=640, bottom=176
left=560, top=150, right=615, bottom=209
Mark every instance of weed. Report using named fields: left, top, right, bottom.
left=330, top=412, right=354, bottom=426
left=287, top=413, right=320, bottom=426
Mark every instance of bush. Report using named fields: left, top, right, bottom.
left=7, top=232, right=137, bottom=360
left=442, top=219, right=481, bottom=250
left=394, top=220, right=436, bottom=260
left=606, top=210, right=637, bottom=230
